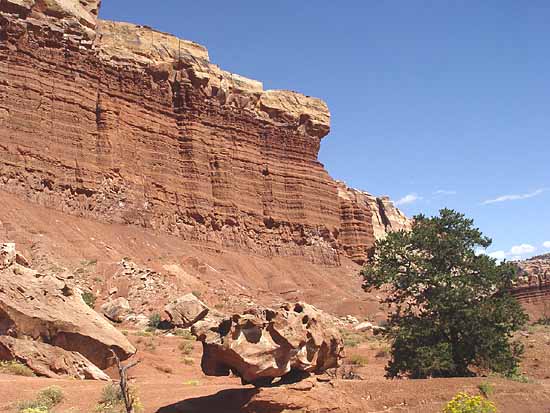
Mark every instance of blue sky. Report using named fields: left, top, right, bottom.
left=100, top=1, right=550, bottom=260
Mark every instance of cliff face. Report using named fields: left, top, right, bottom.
left=0, top=0, right=409, bottom=265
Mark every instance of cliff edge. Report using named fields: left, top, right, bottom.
left=0, top=0, right=409, bottom=264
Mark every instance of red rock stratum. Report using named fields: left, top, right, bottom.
left=0, top=0, right=409, bottom=266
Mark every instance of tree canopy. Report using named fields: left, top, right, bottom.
left=362, top=208, right=528, bottom=378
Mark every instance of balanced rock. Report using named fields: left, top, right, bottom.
left=192, top=302, right=344, bottom=386
left=101, top=297, right=131, bottom=323
left=0, top=244, right=135, bottom=369
left=165, top=293, right=209, bottom=328
left=0, top=336, right=109, bottom=380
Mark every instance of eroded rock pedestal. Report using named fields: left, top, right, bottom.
left=192, top=302, right=344, bottom=386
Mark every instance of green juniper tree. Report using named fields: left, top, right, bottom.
left=362, top=209, right=527, bottom=378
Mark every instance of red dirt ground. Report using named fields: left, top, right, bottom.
left=1, top=191, right=550, bottom=412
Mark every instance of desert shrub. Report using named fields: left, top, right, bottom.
left=148, top=313, right=161, bottom=329
left=178, top=341, right=194, bottom=356
left=477, top=382, right=494, bottom=398
left=95, top=383, right=143, bottom=413
left=363, top=209, right=528, bottom=378
left=340, top=330, right=366, bottom=348
left=81, top=291, right=96, bottom=308
left=37, top=387, right=64, bottom=407
left=443, top=392, right=496, bottom=413
left=17, top=386, right=64, bottom=413
left=173, top=328, right=195, bottom=340
left=502, top=368, right=530, bottom=383
left=348, top=354, right=368, bottom=366
left=0, top=360, right=35, bottom=377
left=182, top=357, right=194, bottom=366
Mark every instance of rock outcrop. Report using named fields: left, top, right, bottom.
left=336, top=182, right=412, bottom=263
left=0, top=243, right=135, bottom=370
left=192, top=302, right=344, bottom=386
left=165, top=293, right=209, bottom=328
left=517, top=254, right=550, bottom=287
left=0, top=335, right=109, bottom=380
left=101, top=297, right=131, bottom=323
left=0, top=0, right=409, bottom=265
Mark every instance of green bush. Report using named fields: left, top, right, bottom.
left=17, top=386, right=64, bottom=413
left=477, top=382, right=494, bottom=398
left=173, top=328, right=195, bottom=340
left=348, top=354, right=368, bottom=366
left=178, top=341, right=194, bottom=356
left=82, top=291, right=96, bottom=309
left=443, top=392, right=496, bottom=413
left=148, top=313, right=161, bottom=329
left=94, top=383, right=143, bottom=413
left=0, top=360, right=35, bottom=377
left=37, top=386, right=64, bottom=407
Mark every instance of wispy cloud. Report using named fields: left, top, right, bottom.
left=479, top=243, right=537, bottom=262
left=434, top=190, right=457, bottom=195
left=543, top=241, right=550, bottom=249
left=482, top=189, right=545, bottom=205
left=395, top=193, right=422, bottom=206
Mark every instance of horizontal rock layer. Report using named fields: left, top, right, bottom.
left=0, top=1, right=409, bottom=264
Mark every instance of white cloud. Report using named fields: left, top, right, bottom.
left=434, top=190, right=457, bottom=195
left=543, top=241, right=550, bottom=249
left=488, top=250, right=507, bottom=261
left=509, top=244, right=536, bottom=255
left=482, top=189, right=545, bottom=205
left=395, top=193, right=422, bottom=206
left=479, top=243, right=537, bottom=262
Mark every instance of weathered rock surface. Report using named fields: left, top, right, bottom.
left=165, top=293, right=209, bottom=328
left=192, top=302, right=344, bottom=385
left=101, top=297, right=131, bottom=323
left=0, top=335, right=109, bottom=380
left=517, top=253, right=550, bottom=287
left=0, top=244, right=135, bottom=369
left=336, top=181, right=412, bottom=263
left=0, top=0, right=409, bottom=266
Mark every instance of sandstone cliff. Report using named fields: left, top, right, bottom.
left=0, top=0, right=409, bottom=264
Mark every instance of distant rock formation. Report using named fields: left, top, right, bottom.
left=0, top=0, right=410, bottom=265
left=516, top=253, right=550, bottom=287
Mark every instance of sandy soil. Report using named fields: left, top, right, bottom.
left=1, top=326, right=549, bottom=413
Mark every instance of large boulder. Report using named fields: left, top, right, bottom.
left=0, top=244, right=135, bottom=369
left=165, top=293, right=209, bottom=328
left=101, top=297, right=131, bottom=323
left=0, top=336, right=109, bottom=380
left=192, top=302, right=344, bottom=386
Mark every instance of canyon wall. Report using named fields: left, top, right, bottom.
left=0, top=0, right=409, bottom=265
